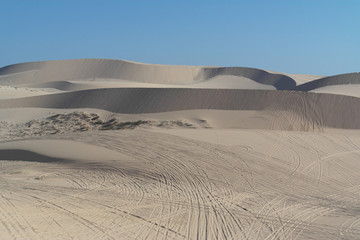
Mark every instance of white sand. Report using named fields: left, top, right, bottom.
left=0, top=59, right=360, bottom=239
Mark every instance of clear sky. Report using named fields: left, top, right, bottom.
left=1, top=0, right=359, bottom=75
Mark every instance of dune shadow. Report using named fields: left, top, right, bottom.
left=0, top=149, right=74, bottom=163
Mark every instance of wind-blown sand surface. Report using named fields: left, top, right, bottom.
left=1, top=59, right=360, bottom=239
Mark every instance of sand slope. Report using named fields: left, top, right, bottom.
left=1, top=130, right=360, bottom=239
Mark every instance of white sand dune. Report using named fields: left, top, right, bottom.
left=292, top=72, right=360, bottom=98
left=1, top=59, right=360, bottom=239
left=294, top=72, right=360, bottom=92
left=265, top=69, right=323, bottom=85
left=0, top=59, right=297, bottom=89
left=1, top=88, right=360, bottom=129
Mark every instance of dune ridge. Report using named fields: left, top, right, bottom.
left=0, top=59, right=296, bottom=89
left=1, top=88, right=360, bottom=129
left=4, top=59, right=360, bottom=94
left=293, top=72, right=360, bottom=91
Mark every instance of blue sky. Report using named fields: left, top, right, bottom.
left=1, top=0, right=359, bottom=75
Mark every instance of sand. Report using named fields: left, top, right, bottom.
left=1, top=59, right=360, bottom=239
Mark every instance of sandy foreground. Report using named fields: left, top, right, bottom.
left=1, top=59, right=360, bottom=239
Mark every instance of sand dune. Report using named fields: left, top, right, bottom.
left=0, top=59, right=296, bottom=89
left=294, top=72, right=360, bottom=91
left=1, top=59, right=360, bottom=239
left=1, top=88, right=360, bottom=129
left=265, top=70, right=323, bottom=85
